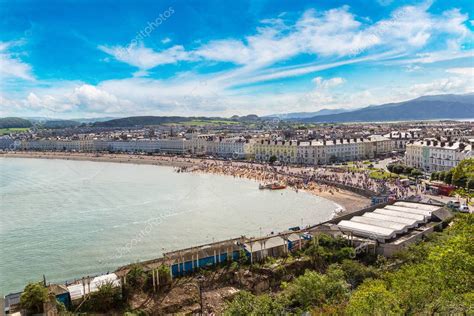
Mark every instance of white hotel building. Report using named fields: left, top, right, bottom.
left=405, top=139, right=473, bottom=172
left=18, top=134, right=394, bottom=165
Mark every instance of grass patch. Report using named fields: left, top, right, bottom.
left=369, top=169, right=400, bottom=180
left=164, top=120, right=239, bottom=126
left=348, top=166, right=365, bottom=173
left=0, top=127, right=29, bottom=135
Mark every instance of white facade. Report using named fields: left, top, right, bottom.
left=384, top=131, right=420, bottom=151
left=405, top=139, right=472, bottom=172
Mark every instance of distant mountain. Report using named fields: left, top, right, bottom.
left=71, top=117, right=119, bottom=123
left=232, top=114, right=261, bottom=122
left=0, top=117, right=32, bottom=129
left=93, top=116, right=238, bottom=127
left=41, top=120, right=81, bottom=129
left=301, top=93, right=474, bottom=123
left=266, top=108, right=351, bottom=120
left=93, top=116, right=190, bottom=127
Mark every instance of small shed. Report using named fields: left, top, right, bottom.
left=243, top=236, right=287, bottom=262
left=3, top=292, right=21, bottom=315
left=67, top=273, right=121, bottom=301
left=48, top=284, right=71, bottom=307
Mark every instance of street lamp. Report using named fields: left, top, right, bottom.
left=196, top=275, right=205, bottom=315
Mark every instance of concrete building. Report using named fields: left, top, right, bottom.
left=335, top=201, right=452, bottom=256
left=384, top=131, right=420, bottom=151
left=0, top=136, right=14, bottom=150
left=254, top=140, right=298, bottom=164
left=157, top=138, right=186, bottom=154
left=405, top=139, right=472, bottom=172
left=216, top=137, right=247, bottom=159
left=254, top=136, right=393, bottom=165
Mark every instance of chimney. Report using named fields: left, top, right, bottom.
left=297, top=140, right=300, bottom=145
left=340, top=138, right=344, bottom=144
left=427, top=140, right=431, bottom=146
left=448, top=141, right=453, bottom=147
left=441, top=142, right=445, bottom=147
left=360, top=138, right=364, bottom=142
left=433, top=140, right=438, bottom=146
left=333, top=139, right=336, bottom=144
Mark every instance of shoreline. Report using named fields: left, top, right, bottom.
left=1, top=151, right=370, bottom=214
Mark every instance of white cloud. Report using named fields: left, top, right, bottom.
left=0, top=83, right=135, bottom=115
left=195, top=39, right=253, bottom=65
left=408, top=77, right=472, bottom=96
left=389, top=50, right=473, bottom=65
left=3, top=3, right=473, bottom=118
left=69, top=84, right=134, bottom=112
left=99, top=2, right=471, bottom=84
left=98, top=43, right=195, bottom=72
left=0, top=41, right=34, bottom=81
left=2, top=70, right=473, bottom=118
left=446, top=67, right=473, bottom=76
left=312, top=77, right=345, bottom=89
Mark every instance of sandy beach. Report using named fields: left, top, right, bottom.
left=1, top=151, right=370, bottom=213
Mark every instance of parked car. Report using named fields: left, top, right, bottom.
left=447, top=200, right=461, bottom=209
left=459, top=204, right=471, bottom=213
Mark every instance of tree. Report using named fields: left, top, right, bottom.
left=157, top=265, right=171, bottom=285
left=438, top=171, right=447, bottom=182
left=83, top=281, right=122, bottom=313
left=444, top=169, right=454, bottom=184
left=305, top=234, right=354, bottom=268
left=340, top=260, right=378, bottom=288
left=269, top=155, right=277, bottom=165
left=281, top=267, right=349, bottom=310
left=402, top=165, right=414, bottom=175
left=410, top=169, right=423, bottom=178
left=346, top=280, right=401, bottom=316
left=452, top=158, right=474, bottom=188
left=20, top=282, right=49, bottom=314
left=467, top=177, right=474, bottom=190
left=224, top=291, right=284, bottom=315
left=127, top=264, right=147, bottom=290
left=387, top=164, right=394, bottom=173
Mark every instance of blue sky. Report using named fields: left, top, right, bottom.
left=0, top=0, right=473, bottom=118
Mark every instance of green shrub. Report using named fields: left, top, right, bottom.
left=20, top=282, right=48, bottom=314
left=224, top=291, right=284, bottom=315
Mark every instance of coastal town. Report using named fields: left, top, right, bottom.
left=1, top=117, right=473, bottom=314
left=1, top=119, right=473, bottom=171
left=2, top=0, right=474, bottom=314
